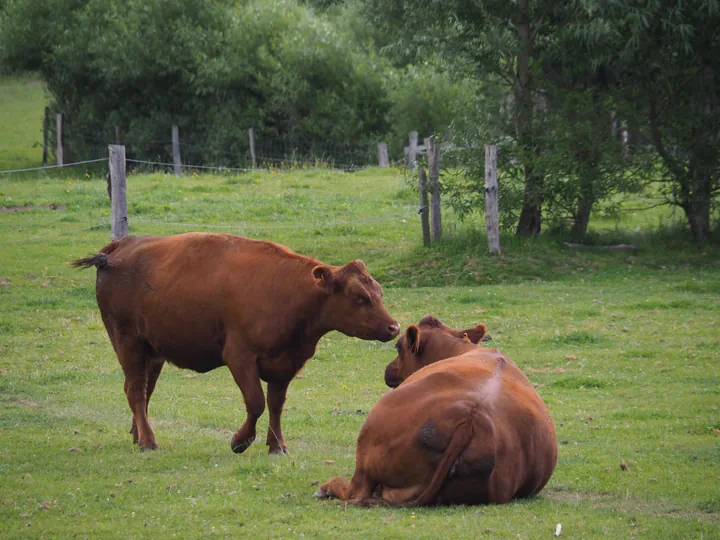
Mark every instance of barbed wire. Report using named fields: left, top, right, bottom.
left=126, top=159, right=253, bottom=173
left=0, top=158, right=107, bottom=175
left=130, top=210, right=415, bottom=231
left=0, top=209, right=417, bottom=245
left=0, top=222, right=109, bottom=245
left=126, top=158, right=369, bottom=173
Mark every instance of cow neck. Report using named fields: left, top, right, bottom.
left=270, top=256, right=333, bottom=344
left=305, top=288, right=337, bottom=342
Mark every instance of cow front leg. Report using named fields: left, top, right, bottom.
left=315, top=470, right=378, bottom=506
left=224, top=344, right=265, bottom=454
left=266, top=380, right=290, bottom=454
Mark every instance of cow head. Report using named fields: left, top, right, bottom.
left=313, top=260, right=399, bottom=342
left=384, top=315, right=488, bottom=388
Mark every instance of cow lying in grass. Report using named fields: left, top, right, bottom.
left=315, top=316, right=557, bottom=506
left=72, top=233, right=399, bottom=454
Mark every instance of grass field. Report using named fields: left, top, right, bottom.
left=0, top=74, right=48, bottom=171
left=1, top=164, right=719, bottom=539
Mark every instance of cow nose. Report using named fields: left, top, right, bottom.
left=388, top=322, right=400, bottom=336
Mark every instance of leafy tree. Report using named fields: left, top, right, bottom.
left=360, top=0, right=634, bottom=238
left=0, top=0, right=390, bottom=165
left=570, top=0, right=720, bottom=243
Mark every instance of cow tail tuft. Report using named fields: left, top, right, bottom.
left=70, top=237, right=126, bottom=270
left=70, top=253, right=109, bottom=269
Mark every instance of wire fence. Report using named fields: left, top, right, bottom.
left=0, top=150, right=419, bottom=245
left=0, top=158, right=107, bottom=175
left=38, top=121, right=390, bottom=172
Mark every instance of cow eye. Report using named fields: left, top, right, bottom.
left=355, top=295, right=369, bottom=305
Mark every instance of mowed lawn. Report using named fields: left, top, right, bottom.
left=0, top=167, right=719, bottom=538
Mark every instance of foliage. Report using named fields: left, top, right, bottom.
left=358, top=0, right=720, bottom=242
left=0, top=0, right=390, bottom=165
left=383, top=60, right=476, bottom=158
left=568, top=0, right=720, bottom=243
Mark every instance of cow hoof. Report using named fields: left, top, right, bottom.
left=140, top=442, right=158, bottom=451
left=313, top=487, right=331, bottom=499
left=231, top=435, right=255, bottom=454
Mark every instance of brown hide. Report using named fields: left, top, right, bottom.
left=316, top=316, right=557, bottom=506
left=72, top=233, right=399, bottom=453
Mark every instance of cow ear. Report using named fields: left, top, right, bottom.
left=312, top=265, right=334, bottom=294
left=406, top=324, right=421, bottom=354
left=462, top=324, right=488, bottom=344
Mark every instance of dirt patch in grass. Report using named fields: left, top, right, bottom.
left=0, top=203, right=66, bottom=213
left=14, top=400, right=39, bottom=407
left=544, top=488, right=609, bottom=504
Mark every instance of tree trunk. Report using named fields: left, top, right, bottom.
left=681, top=172, right=712, bottom=245
left=514, top=0, right=542, bottom=236
left=685, top=202, right=710, bottom=244
left=516, top=168, right=543, bottom=236
left=571, top=196, right=594, bottom=242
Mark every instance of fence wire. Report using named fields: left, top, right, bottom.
left=130, top=210, right=416, bottom=231
left=0, top=222, right=109, bottom=245
left=0, top=158, right=107, bottom=175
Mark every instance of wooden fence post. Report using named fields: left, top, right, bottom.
left=407, top=131, right=418, bottom=171
left=115, top=126, right=121, bottom=145
left=378, top=143, right=389, bottom=168
left=42, top=107, right=50, bottom=166
left=484, top=144, right=501, bottom=254
left=427, top=138, right=442, bottom=241
left=418, top=168, right=431, bottom=247
left=56, top=113, right=63, bottom=166
left=109, top=145, right=128, bottom=240
left=249, top=127, right=257, bottom=169
left=172, top=125, right=182, bottom=176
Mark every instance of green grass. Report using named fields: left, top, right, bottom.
left=1, top=166, right=719, bottom=538
left=0, top=74, right=49, bottom=170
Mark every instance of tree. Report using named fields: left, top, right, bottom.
left=0, top=0, right=391, bottom=165
left=360, top=0, right=644, bottom=239
left=572, top=0, right=720, bottom=243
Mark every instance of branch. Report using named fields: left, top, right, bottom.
left=622, top=201, right=671, bottom=212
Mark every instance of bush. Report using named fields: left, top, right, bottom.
left=383, top=60, right=475, bottom=159
left=0, top=0, right=391, bottom=166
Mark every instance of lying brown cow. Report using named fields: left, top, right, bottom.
left=315, top=316, right=557, bottom=506
left=72, top=233, right=399, bottom=454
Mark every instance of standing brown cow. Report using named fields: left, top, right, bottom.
left=72, top=233, right=399, bottom=454
left=315, top=315, right=557, bottom=506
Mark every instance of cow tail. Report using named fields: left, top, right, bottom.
left=405, top=420, right=474, bottom=507
left=70, top=238, right=125, bottom=270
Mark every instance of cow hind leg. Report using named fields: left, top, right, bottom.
left=266, top=381, right=290, bottom=455
left=224, top=341, right=265, bottom=454
left=118, top=341, right=158, bottom=450
left=128, top=359, right=164, bottom=443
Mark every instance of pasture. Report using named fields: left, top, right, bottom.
left=0, top=166, right=719, bottom=538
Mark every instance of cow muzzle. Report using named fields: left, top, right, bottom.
left=384, top=363, right=401, bottom=388
left=377, top=321, right=400, bottom=342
